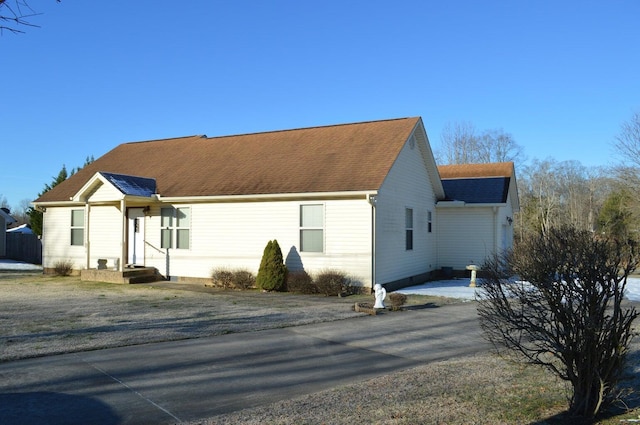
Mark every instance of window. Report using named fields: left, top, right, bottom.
left=70, top=209, right=84, bottom=246
left=300, top=204, right=323, bottom=252
left=405, top=208, right=413, bottom=250
left=161, top=207, right=190, bottom=249
left=428, top=210, right=433, bottom=233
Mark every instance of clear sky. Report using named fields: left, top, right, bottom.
left=2, top=1, right=639, bottom=210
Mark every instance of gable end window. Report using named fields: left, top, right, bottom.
left=70, top=209, right=84, bottom=246
left=161, top=207, right=190, bottom=249
left=300, top=204, right=324, bottom=252
left=405, top=208, right=413, bottom=250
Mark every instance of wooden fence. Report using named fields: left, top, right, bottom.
left=5, top=233, right=42, bottom=265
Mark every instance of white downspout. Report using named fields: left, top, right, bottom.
left=368, top=194, right=377, bottom=292
left=493, top=206, right=499, bottom=254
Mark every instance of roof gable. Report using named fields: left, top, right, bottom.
left=36, top=118, right=423, bottom=203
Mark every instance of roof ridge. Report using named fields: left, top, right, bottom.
left=205, top=117, right=419, bottom=141
left=123, top=135, right=206, bottom=145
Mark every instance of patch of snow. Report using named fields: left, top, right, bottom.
left=0, top=259, right=43, bottom=271
left=398, top=277, right=640, bottom=303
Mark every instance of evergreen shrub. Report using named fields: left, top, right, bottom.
left=256, top=240, right=287, bottom=291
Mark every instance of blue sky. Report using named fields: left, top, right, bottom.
left=2, top=0, right=639, bottom=210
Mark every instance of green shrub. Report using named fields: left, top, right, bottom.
left=256, top=240, right=287, bottom=291
left=286, top=270, right=316, bottom=294
left=388, top=292, right=407, bottom=310
left=53, top=260, right=73, bottom=276
left=211, top=268, right=256, bottom=289
left=314, top=270, right=348, bottom=296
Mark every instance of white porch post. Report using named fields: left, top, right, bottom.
left=85, top=203, right=91, bottom=270
left=120, top=199, right=126, bottom=271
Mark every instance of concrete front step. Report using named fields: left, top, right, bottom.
left=81, top=267, right=164, bottom=284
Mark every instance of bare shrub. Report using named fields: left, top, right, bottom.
left=314, top=270, right=348, bottom=297
left=286, top=270, right=316, bottom=294
left=211, top=268, right=256, bottom=290
left=478, top=226, right=639, bottom=420
left=211, top=268, right=234, bottom=288
left=232, top=270, right=255, bottom=290
left=388, top=292, right=407, bottom=310
left=53, top=260, right=73, bottom=276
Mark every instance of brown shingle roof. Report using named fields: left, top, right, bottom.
left=36, top=118, right=421, bottom=202
left=437, top=162, right=514, bottom=179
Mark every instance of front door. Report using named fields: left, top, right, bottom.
left=127, top=208, right=145, bottom=266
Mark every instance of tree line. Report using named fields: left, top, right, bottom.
left=436, top=112, right=640, bottom=243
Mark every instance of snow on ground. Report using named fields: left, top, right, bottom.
left=398, top=277, right=640, bottom=302
left=1, top=259, right=639, bottom=302
left=0, top=259, right=43, bottom=271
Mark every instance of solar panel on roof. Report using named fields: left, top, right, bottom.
left=101, top=172, right=156, bottom=197
left=441, top=177, right=509, bottom=203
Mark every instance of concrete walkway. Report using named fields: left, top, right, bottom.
left=0, top=302, right=488, bottom=425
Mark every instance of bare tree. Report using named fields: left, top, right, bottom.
left=478, top=226, right=639, bottom=420
left=0, top=0, right=59, bottom=34
left=477, top=128, right=525, bottom=164
left=438, top=121, right=524, bottom=165
left=517, top=159, right=609, bottom=239
left=614, top=111, right=640, bottom=168
left=438, top=121, right=479, bottom=164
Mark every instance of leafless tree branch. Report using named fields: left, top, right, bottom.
left=0, top=0, right=59, bottom=35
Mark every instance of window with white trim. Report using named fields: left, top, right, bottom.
left=161, top=207, right=190, bottom=249
left=428, top=210, right=433, bottom=233
left=405, top=208, right=413, bottom=250
left=70, top=209, right=84, bottom=246
left=300, top=204, right=324, bottom=252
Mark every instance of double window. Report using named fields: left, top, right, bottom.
left=300, top=204, right=324, bottom=252
left=161, top=207, right=190, bottom=249
left=70, top=209, right=84, bottom=246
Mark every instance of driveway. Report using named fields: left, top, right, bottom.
left=0, top=302, right=487, bottom=425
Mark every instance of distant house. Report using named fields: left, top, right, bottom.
left=0, top=207, right=17, bottom=257
left=33, top=117, right=519, bottom=291
left=436, top=162, right=519, bottom=271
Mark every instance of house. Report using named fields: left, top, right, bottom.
left=0, top=207, right=17, bottom=258
left=436, top=162, right=519, bottom=273
left=33, top=117, right=519, bottom=291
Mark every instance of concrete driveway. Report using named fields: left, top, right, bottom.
left=0, top=302, right=488, bottom=425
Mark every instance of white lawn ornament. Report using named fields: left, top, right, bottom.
left=373, top=283, right=386, bottom=309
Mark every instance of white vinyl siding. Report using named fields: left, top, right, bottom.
left=42, top=206, right=87, bottom=270
left=84, top=181, right=123, bottom=202
left=374, top=134, right=438, bottom=285
left=144, top=199, right=372, bottom=286
left=87, top=205, right=122, bottom=269
left=436, top=206, right=495, bottom=269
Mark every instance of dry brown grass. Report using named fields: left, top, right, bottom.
left=1, top=273, right=639, bottom=424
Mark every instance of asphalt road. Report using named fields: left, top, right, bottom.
left=0, top=302, right=488, bottom=425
